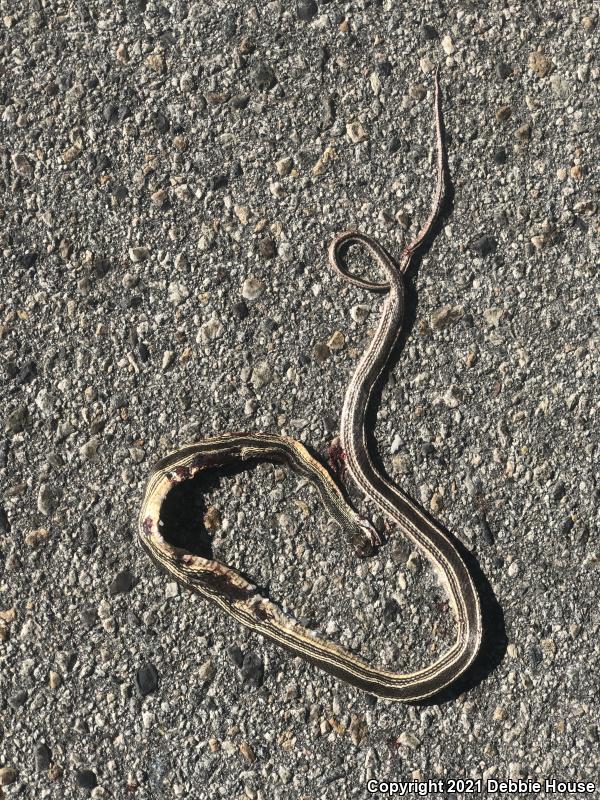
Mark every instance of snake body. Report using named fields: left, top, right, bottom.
left=138, top=70, right=482, bottom=700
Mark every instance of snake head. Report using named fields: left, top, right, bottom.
left=352, top=515, right=382, bottom=557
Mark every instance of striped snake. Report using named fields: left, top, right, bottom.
left=138, top=70, right=482, bottom=700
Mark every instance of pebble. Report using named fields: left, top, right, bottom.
left=6, top=404, right=28, bottom=433
left=251, top=363, right=271, bottom=390
left=275, top=156, right=293, bottom=176
left=253, top=63, right=277, bottom=90
left=442, top=386, right=462, bottom=408
left=76, top=770, right=98, bottom=790
left=12, top=153, right=32, bottom=175
left=398, top=731, right=421, bottom=748
left=483, top=307, right=504, bottom=327
left=496, top=104, right=512, bottom=123
left=441, top=35, right=455, bottom=55
left=242, top=276, right=264, bottom=301
left=420, top=24, right=438, bottom=41
left=346, top=121, right=368, bottom=143
left=128, top=246, right=150, bottom=263
left=472, top=235, right=497, bottom=257
left=496, top=61, right=512, bottom=79
left=528, top=50, right=555, bottom=78
left=203, top=506, right=221, bottom=531
left=227, top=645, right=244, bottom=668
left=62, top=144, right=82, bottom=164
left=430, top=305, right=463, bottom=330
left=0, top=506, right=10, bottom=534
left=0, top=767, right=18, bottom=786
left=233, top=300, right=249, bottom=321
left=136, top=663, right=159, bottom=697
left=296, top=0, right=318, bottom=22
left=198, top=659, right=216, bottom=682
left=239, top=742, right=256, bottom=763
left=37, top=483, right=57, bottom=516
left=241, top=651, right=264, bottom=688
left=515, top=123, right=532, bottom=141
left=9, top=689, right=28, bottom=708
left=35, top=743, right=52, bottom=772
left=109, top=569, right=135, bottom=596
left=313, top=343, right=330, bottom=362
left=350, top=304, right=369, bottom=323
left=327, top=330, right=345, bottom=351
left=197, top=316, right=223, bottom=343
left=257, top=236, right=276, bottom=259
left=165, top=582, right=178, bottom=598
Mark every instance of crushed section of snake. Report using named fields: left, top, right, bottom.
left=138, top=69, right=482, bottom=701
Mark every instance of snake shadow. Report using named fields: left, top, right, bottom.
left=340, top=136, right=506, bottom=704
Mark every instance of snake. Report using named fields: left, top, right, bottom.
left=138, top=69, right=482, bottom=701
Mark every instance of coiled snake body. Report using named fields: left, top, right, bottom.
left=138, top=70, right=482, bottom=701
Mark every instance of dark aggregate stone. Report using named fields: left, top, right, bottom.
left=136, top=663, right=159, bottom=696
left=138, top=342, right=150, bottom=362
left=253, top=63, right=277, bottom=90
left=231, top=94, right=250, bottom=109
left=233, top=300, right=249, bottom=321
left=552, top=481, right=566, bottom=503
left=257, top=236, right=276, bottom=259
left=530, top=646, right=543, bottom=667
left=227, top=645, right=244, bottom=668
left=76, top=769, right=98, bottom=790
left=80, top=608, right=97, bottom=629
left=5, top=404, right=28, bottom=434
left=17, top=360, right=37, bottom=385
left=560, top=517, right=573, bottom=536
left=496, top=61, right=512, bottom=79
left=387, top=135, right=402, bottom=154
left=209, top=174, right=229, bottom=190
left=471, top=235, right=497, bottom=257
left=494, top=147, right=507, bottom=164
left=20, top=252, right=38, bottom=268
left=296, top=0, right=318, bottom=21
left=383, top=597, right=400, bottom=622
left=420, top=24, right=439, bottom=40
left=478, top=515, right=494, bottom=546
left=0, top=506, right=9, bottom=534
left=109, top=568, right=136, bottom=596
left=35, top=743, right=52, bottom=772
left=241, top=651, right=264, bottom=688
left=8, top=690, right=28, bottom=709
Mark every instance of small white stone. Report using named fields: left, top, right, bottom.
left=251, top=363, right=271, bottom=390
left=442, top=385, right=462, bottom=408
left=441, top=34, right=455, bottom=55
left=197, top=315, right=223, bottom=343
left=165, top=582, right=178, bottom=598
left=168, top=280, right=189, bottom=305
left=242, top=276, right=264, bottom=301
left=142, top=711, right=154, bottom=729
left=390, top=434, right=402, bottom=454
left=198, top=659, right=216, bottom=682
left=483, top=307, right=504, bottom=327
left=275, top=156, right=293, bottom=176
left=398, top=731, right=421, bottom=748
left=128, top=246, right=150, bottom=263
left=350, top=304, right=370, bottom=323
left=346, top=121, right=368, bottom=143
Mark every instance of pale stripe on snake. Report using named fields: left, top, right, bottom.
left=138, top=69, right=482, bottom=701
